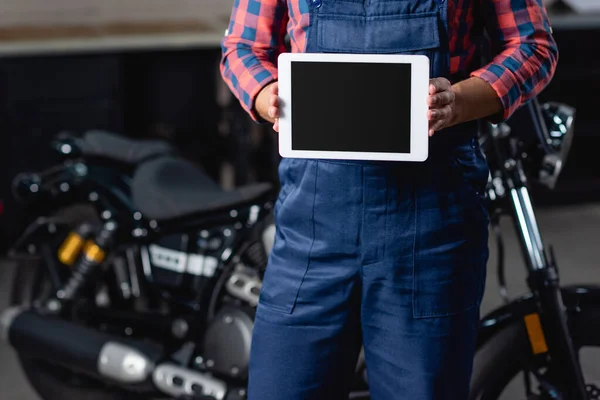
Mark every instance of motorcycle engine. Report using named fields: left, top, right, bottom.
left=202, top=306, right=255, bottom=380
left=200, top=264, right=261, bottom=380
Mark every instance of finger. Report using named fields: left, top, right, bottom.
left=432, top=119, right=446, bottom=133
left=427, top=109, right=442, bottom=121
left=428, top=90, right=455, bottom=107
left=428, top=81, right=438, bottom=95
left=270, top=81, right=279, bottom=95
left=273, top=118, right=279, bottom=133
left=268, top=105, right=280, bottom=119
left=437, top=105, right=453, bottom=121
left=429, top=78, right=451, bottom=94
left=429, top=105, right=453, bottom=121
left=428, top=119, right=436, bottom=136
left=269, top=94, right=279, bottom=108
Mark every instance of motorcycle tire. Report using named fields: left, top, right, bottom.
left=10, top=205, right=142, bottom=400
left=469, top=304, right=600, bottom=399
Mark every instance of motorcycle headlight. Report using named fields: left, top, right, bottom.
left=538, top=102, right=576, bottom=189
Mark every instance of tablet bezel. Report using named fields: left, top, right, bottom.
left=277, top=52, right=430, bottom=162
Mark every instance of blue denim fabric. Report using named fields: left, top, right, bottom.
left=248, top=0, right=490, bottom=398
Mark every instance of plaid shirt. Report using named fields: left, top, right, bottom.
left=220, top=0, right=558, bottom=122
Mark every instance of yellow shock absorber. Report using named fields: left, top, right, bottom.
left=82, top=240, right=106, bottom=263
left=58, top=232, right=85, bottom=266
left=57, top=224, right=94, bottom=266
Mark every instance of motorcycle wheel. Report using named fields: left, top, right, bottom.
left=10, top=205, right=142, bottom=400
left=469, top=305, right=600, bottom=399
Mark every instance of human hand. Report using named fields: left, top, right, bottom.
left=426, top=77, right=458, bottom=136
left=256, top=81, right=280, bottom=132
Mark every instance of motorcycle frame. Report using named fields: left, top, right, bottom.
left=475, top=116, right=596, bottom=399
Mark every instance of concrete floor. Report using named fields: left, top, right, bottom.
left=1, top=201, right=600, bottom=399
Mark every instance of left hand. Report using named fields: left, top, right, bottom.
left=427, top=77, right=457, bottom=136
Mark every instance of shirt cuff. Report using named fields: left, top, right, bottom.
left=470, top=66, right=521, bottom=122
left=241, top=65, right=278, bottom=123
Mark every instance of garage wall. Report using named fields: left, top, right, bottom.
left=0, top=0, right=233, bottom=29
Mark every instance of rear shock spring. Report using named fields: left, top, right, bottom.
left=52, top=221, right=118, bottom=306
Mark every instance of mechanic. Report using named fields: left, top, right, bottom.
left=220, top=0, right=558, bottom=398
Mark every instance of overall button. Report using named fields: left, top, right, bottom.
left=311, top=0, right=322, bottom=7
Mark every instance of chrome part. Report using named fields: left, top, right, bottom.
left=153, top=363, right=227, bottom=400
left=46, top=298, right=62, bottom=312
left=60, top=182, right=70, bottom=192
left=172, top=319, right=189, bottom=339
left=510, top=188, right=547, bottom=271
left=140, top=245, right=153, bottom=278
left=74, top=163, right=88, bottom=176
left=503, top=159, right=517, bottom=171
left=148, top=244, right=218, bottom=277
left=101, top=210, right=112, bottom=220
left=539, top=153, right=563, bottom=189
left=132, top=228, right=147, bottom=237
left=0, top=306, right=25, bottom=343
left=519, top=187, right=545, bottom=260
left=89, top=192, right=99, bottom=201
left=221, top=248, right=232, bottom=262
left=262, top=223, right=276, bottom=256
left=98, top=342, right=153, bottom=384
left=226, top=270, right=261, bottom=306
left=125, top=247, right=141, bottom=297
left=95, top=286, right=111, bottom=307
left=249, top=205, right=260, bottom=224
left=491, top=122, right=511, bottom=138
left=61, top=144, right=72, bottom=154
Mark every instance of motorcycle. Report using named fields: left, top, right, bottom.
left=0, top=130, right=303, bottom=400
left=469, top=98, right=600, bottom=400
left=0, top=96, right=598, bottom=400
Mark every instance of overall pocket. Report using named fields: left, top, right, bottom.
left=451, top=140, right=491, bottom=219
left=412, top=142, right=490, bottom=319
left=259, top=158, right=315, bottom=314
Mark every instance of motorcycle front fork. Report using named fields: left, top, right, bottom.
left=509, top=185, right=588, bottom=400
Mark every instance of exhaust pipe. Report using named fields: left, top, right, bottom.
left=1, top=307, right=160, bottom=385
left=1, top=307, right=229, bottom=399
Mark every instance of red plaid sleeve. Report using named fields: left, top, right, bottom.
left=220, top=0, right=289, bottom=122
left=471, top=0, right=558, bottom=120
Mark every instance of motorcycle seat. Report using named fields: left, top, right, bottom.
left=132, top=156, right=273, bottom=220
left=76, top=130, right=173, bottom=165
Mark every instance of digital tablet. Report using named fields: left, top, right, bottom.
left=277, top=52, right=430, bottom=162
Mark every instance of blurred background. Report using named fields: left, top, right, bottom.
left=0, top=0, right=599, bottom=399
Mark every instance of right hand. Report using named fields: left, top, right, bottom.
left=256, top=81, right=280, bottom=132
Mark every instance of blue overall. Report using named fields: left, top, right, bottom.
left=248, top=0, right=490, bottom=398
